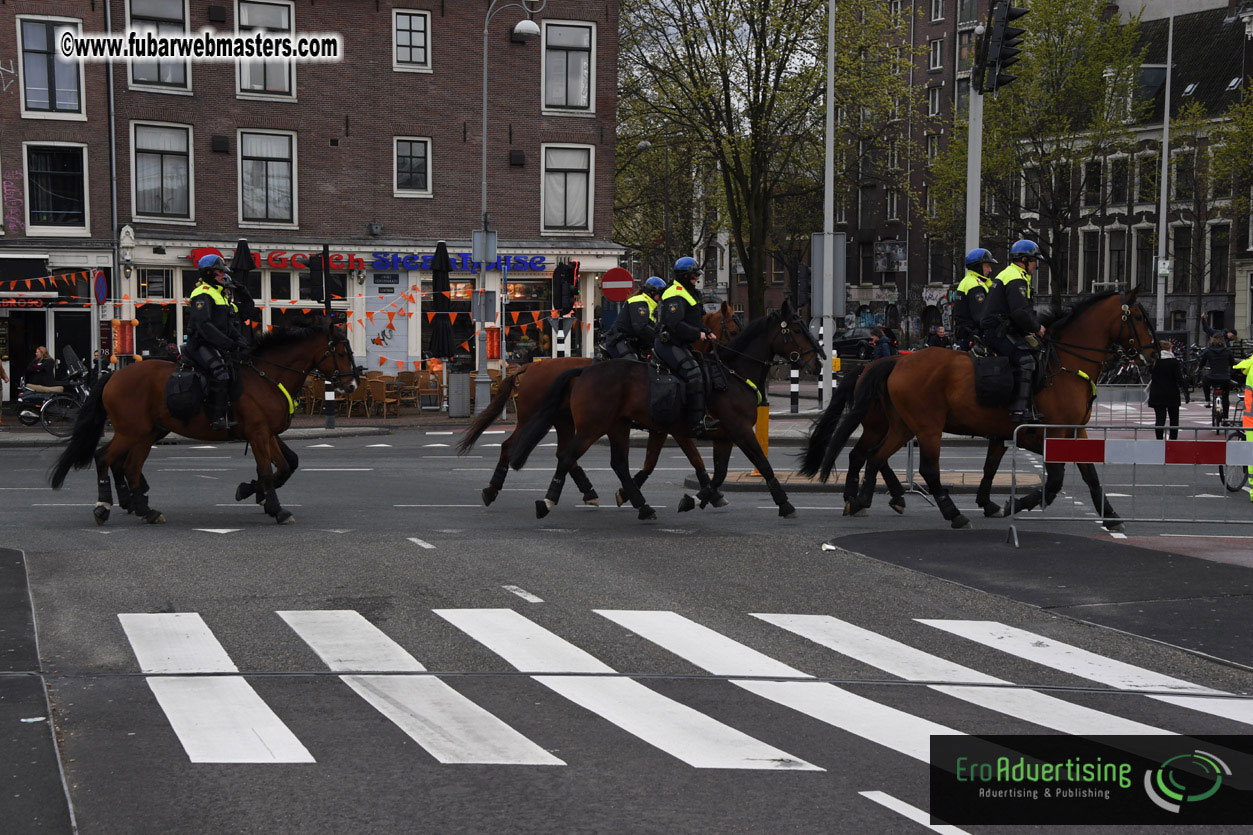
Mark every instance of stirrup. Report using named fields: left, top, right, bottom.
left=210, top=416, right=237, bottom=431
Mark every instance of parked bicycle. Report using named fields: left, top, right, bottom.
left=1219, top=404, right=1249, bottom=492
left=21, top=345, right=92, bottom=438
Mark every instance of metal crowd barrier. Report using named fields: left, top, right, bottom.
left=1006, top=423, right=1253, bottom=543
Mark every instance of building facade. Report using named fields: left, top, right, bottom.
left=0, top=0, right=620, bottom=398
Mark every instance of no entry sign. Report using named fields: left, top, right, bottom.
left=600, top=267, right=636, bottom=302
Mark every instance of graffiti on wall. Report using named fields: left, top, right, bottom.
left=0, top=58, right=15, bottom=94
left=2, top=170, right=24, bottom=235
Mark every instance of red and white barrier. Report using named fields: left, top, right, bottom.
left=1044, top=437, right=1253, bottom=467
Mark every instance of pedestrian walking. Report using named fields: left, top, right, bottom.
left=0, top=359, right=7, bottom=426
left=1146, top=339, right=1189, bottom=440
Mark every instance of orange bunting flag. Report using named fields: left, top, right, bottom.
left=396, top=360, right=404, bottom=370
left=459, top=340, right=470, bottom=351
left=521, top=324, right=529, bottom=334
left=37, top=277, right=46, bottom=288
left=510, top=311, right=520, bottom=324
left=24, top=280, right=31, bottom=289
left=449, top=312, right=459, bottom=323
left=366, top=311, right=375, bottom=323
left=531, top=311, right=542, bottom=322
left=378, top=356, right=388, bottom=366
left=414, top=361, right=422, bottom=371
left=386, top=311, right=397, bottom=327
left=302, top=308, right=312, bottom=315
left=267, top=325, right=274, bottom=331
left=426, top=312, right=435, bottom=323
left=550, top=309, right=559, bottom=318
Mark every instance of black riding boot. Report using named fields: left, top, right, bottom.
left=207, top=385, right=236, bottom=431
left=1008, top=372, right=1036, bottom=424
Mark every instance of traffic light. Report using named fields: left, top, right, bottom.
left=984, top=2, right=1028, bottom=93
left=307, top=253, right=325, bottom=302
left=552, top=260, right=578, bottom=316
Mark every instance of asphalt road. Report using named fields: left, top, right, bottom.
left=4, top=431, right=1253, bottom=834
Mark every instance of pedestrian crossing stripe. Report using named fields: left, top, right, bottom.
left=117, top=610, right=1253, bottom=769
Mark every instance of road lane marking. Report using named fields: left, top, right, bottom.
left=193, top=528, right=241, bottom=534
left=1108, top=532, right=1128, bottom=539
left=598, top=610, right=960, bottom=764
left=395, top=504, right=479, bottom=508
left=188, top=445, right=218, bottom=449
left=407, top=537, right=436, bottom=549
left=426, top=431, right=454, bottom=435
left=921, top=620, right=1253, bottom=727
left=435, top=608, right=819, bottom=771
left=502, top=585, right=544, bottom=603
left=306, top=443, right=334, bottom=448
left=859, top=792, right=969, bottom=834
left=118, top=613, right=313, bottom=763
left=366, top=443, right=392, bottom=447
left=278, top=610, right=561, bottom=765
left=303, top=468, right=373, bottom=472
left=157, top=468, right=232, bottom=472
left=754, top=614, right=1168, bottom=736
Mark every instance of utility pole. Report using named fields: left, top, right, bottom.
left=821, top=0, right=835, bottom=408
left=965, top=23, right=986, bottom=252
left=1155, top=13, right=1174, bottom=333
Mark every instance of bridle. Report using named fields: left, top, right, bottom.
left=245, top=330, right=358, bottom=391
left=715, top=314, right=823, bottom=369
left=1046, top=295, right=1155, bottom=366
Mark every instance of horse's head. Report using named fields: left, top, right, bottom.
left=1114, top=289, right=1157, bottom=364
left=316, top=323, right=359, bottom=393
left=703, top=301, right=742, bottom=343
left=771, top=298, right=824, bottom=375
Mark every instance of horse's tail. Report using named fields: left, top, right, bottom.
left=508, top=367, right=584, bottom=471
left=798, top=363, right=866, bottom=477
left=458, top=368, right=521, bottom=454
left=50, top=373, right=111, bottom=489
left=818, top=357, right=899, bottom=483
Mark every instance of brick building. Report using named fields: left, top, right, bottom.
left=0, top=0, right=620, bottom=395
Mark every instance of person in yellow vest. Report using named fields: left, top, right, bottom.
left=603, top=276, right=667, bottom=361
left=980, top=240, right=1045, bottom=423
left=1234, top=353, right=1253, bottom=498
left=952, top=248, right=996, bottom=350
left=655, top=256, right=715, bottom=435
left=188, top=254, right=249, bottom=430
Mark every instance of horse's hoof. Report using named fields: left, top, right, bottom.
left=1105, top=520, right=1125, bottom=533
left=712, top=494, right=728, bottom=508
left=93, top=505, right=110, bottom=525
left=843, top=500, right=854, bottom=517
left=982, top=503, right=1004, bottom=518
left=235, top=482, right=254, bottom=502
left=779, top=502, right=797, bottom=519
left=678, top=494, right=696, bottom=513
left=144, top=510, right=165, bottom=525
left=853, top=507, right=869, bottom=518
left=256, top=491, right=266, bottom=506
left=583, top=496, right=600, bottom=507
left=889, top=498, right=906, bottom=515
left=951, top=514, right=972, bottom=530
left=535, top=499, right=551, bottom=519
left=615, top=489, right=626, bottom=508
left=638, top=505, right=657, bottom=521
left=276, top=510, right=295, bottom=525
left=1001, top=501, right=1013, bottom=517
left=481, top=487, right=497, bottom=507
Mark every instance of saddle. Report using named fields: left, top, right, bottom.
left=165, top=347, right=242, bottom=421
left=646, top=355, right=728, bottom=425
left=971, top=346, right=1048, bottom=409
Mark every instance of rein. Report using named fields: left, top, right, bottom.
left=1040, top=298, right=1152, bottom=391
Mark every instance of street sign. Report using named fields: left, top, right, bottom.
left=600, top=267, right=635, bottom=302
left=93, top=269, right=107, bottom=305
left=471, top=290, right=497, bottom=323
left=472, top=230, right=497, bottom=265
left=1157, top=258, right=1172, bottom=279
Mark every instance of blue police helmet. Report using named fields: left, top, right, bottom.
left=673, top=256, right=700, bottom=274
left=1009, top=240, right=1040, bottom=260
left=965, top=248, right=996, bottom=267
left=197, top=254, right=227, bottom=271
left=644, top=276, right=667, bottom=292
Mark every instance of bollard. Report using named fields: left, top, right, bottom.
left=324, top=379, right=335, bottom=429
left=817, top=322, right=824, bottom=408
left=751, top=403, right=769, bottom=476
left=790, top=367, right=799, bottom=414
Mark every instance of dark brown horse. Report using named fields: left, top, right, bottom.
left=458, top=303, right=742, bottom=510
left=508, top=301, right=822, bottom=521
left=49, top=321, right=358, bottom=525
left=801, top=292, right=1155, bottom=529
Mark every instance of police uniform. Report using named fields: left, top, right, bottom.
left=653, top=279, right=708, bottom=429
left=188, top=278, right=247, bottom=428
left=952, top=269, right=992, bottom=348
left=603, top=291, right=659, bottom=361
left=979, top=261, right=1041, bottom=420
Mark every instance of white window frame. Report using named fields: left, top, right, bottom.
left=236, top=128, right=298, bottom=229
left=541, top=20, right=596, bottom=117
left=929, top=39, right=943, bottom=71
left=889, top=0, right=903, bottom=19
left=1171, top=149, right=1196, bottom=202
left=540, top=142, right=594, bottom=236
left=392, top=9, right=433, bottom=73
left=927, top=86, right=941, bottom=116
left=932, top=0, right=945, bottom=21
left=1080, top=227, right=1108, bottom=291
left=1104, top=225, right=1127, bottom=284
left=234, top=0, right=296, bottom=102
left=130, top=121, right=196, bottom=224
left=1081, top=158, right=1103, bottom=207
left=1206, top=219, right=1231, bottom=294
left=1136, top=152, right=1159, bottom=205
left=926, top=134, right=940, bottom=160
left=22, top=141, right=90, bottom=237
left=393, top=136, right=433, bottom=198
left=140, top=267, right=174, bottom=299
left=886, top=189, right=900, bottom=220
left=1106, top=153, right=1130, bottom=205
left=1131, top=224, right=1156, bottom=291
left=126, top=0, right=192, bottom=94
left=15, top=16, right=86, bottom=121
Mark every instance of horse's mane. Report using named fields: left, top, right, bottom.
left=719, top=310, right=778, bottom=355
left=252, top=323, right=326, bottom=354
left=1039, top=291, right=1119, bottom=335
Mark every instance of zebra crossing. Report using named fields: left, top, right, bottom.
left=117, top=609, right=1253, bottom=769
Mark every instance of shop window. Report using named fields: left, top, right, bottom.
left=135, top=303, right=177, bottom=358
left=298, top=272, right=347, bottom=301
left=270, top=271, right=292, bottom=300
left=140, top=268, right=171, bottom=298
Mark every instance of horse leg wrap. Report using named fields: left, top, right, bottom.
left=264, top=489, right=281, bottom=518
left=936, top=494, right=960, bottom=520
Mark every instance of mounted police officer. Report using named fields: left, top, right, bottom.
left=654, top=256, right=715, bottom=435
left=187, top=253, right=249, bottom=430
left=980, top=240, right=1045, bottom=423
left=952, top=248, right=996, bottom=350
left=603, top=276, right=667, bottom=361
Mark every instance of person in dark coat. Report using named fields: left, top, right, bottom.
left=1199, top=335, right=1236, bottom=422
left=1147, top=339, right=1189, bottom=440
left=926, top=327, right=952, bottom=349
left=872, top=334, right=892, bottom=360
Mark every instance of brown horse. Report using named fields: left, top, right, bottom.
left=49, top=321, right=358, bottom=525
left=801, top=291, right=1155, bottom=529
left=459, top=303, right=741, bottom=510
left=508, top=301, right=822, bottom=521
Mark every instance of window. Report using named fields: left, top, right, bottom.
left=958, top=0, right=978, bottom=21
left=393, top=137, right=432, bottom=197
left=1135, top=229, right=1153, bottom=291
left=392, top=9, right=431, bottom=71
left=1170, top=310, right=1186, bottom=330
left=25, top=144, right=87, bottom=231
left=956, top=78, right=969, bottom=115
left=1083, top=231, right=1100, bottom=289
left=140, top=268, right=172, bottom=299
left=926, top=134, right=939, bottom=160
left=886, top=189, right=900, bottom=220
left=1053, top=232, right=1071, bottom=294
left=889, top=0, right=902, bottom=19
left=928, top=238, right=947, bottom=285
left=1109, top=158, right=1129, bottom=204
left=1173, top=226, right=1191, bottom=293
left=238, top=0, right=293, bottom=98
left=1083, top=160, right=1102, bottom=207
left=860, top=243, right=874, bottom=283
left=18, top=18, right=83, bottom=116
left=129, top=0, right=188, bottom=89
left=887, top=141, right=900, bottom=171
left=543, top=22, right=593, bottom=112
left=957, top=31, right=974, bottom=72
left=926, top=186, right=937, bottom=218
left=1108, top=230, right=1126, bottom=284
left=542, top=145, right=592, bottom=232
left=928, top=86, right=941, bottom=116
left=770, top=256, right=785, bottom=285
left=1173, top=153, right=1195, bottom=201
left=133, top=124, right=191, bottom=219
left=239, top=131, right=295, bottom=224
left=1210, top=225, right=1230, bottom=292
left=929, top=39, right=943, bottom=70
left=1137, top=154, right=1159, bottom=203
left=931, top=0, right=945, bottom=21
left=1212, top=147, right=1232, bottom=199
left=1024, top=168, right=1042, bottom=211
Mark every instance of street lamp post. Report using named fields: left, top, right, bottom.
left=475, top=0, right=546, bottom=413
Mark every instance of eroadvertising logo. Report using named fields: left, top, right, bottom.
left=930, top=736, right=1252, bottom=825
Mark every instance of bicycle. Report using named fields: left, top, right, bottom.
left=40, top=379, right=89, bottom=438
left=1218, top=404, right=1248, bottom=492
